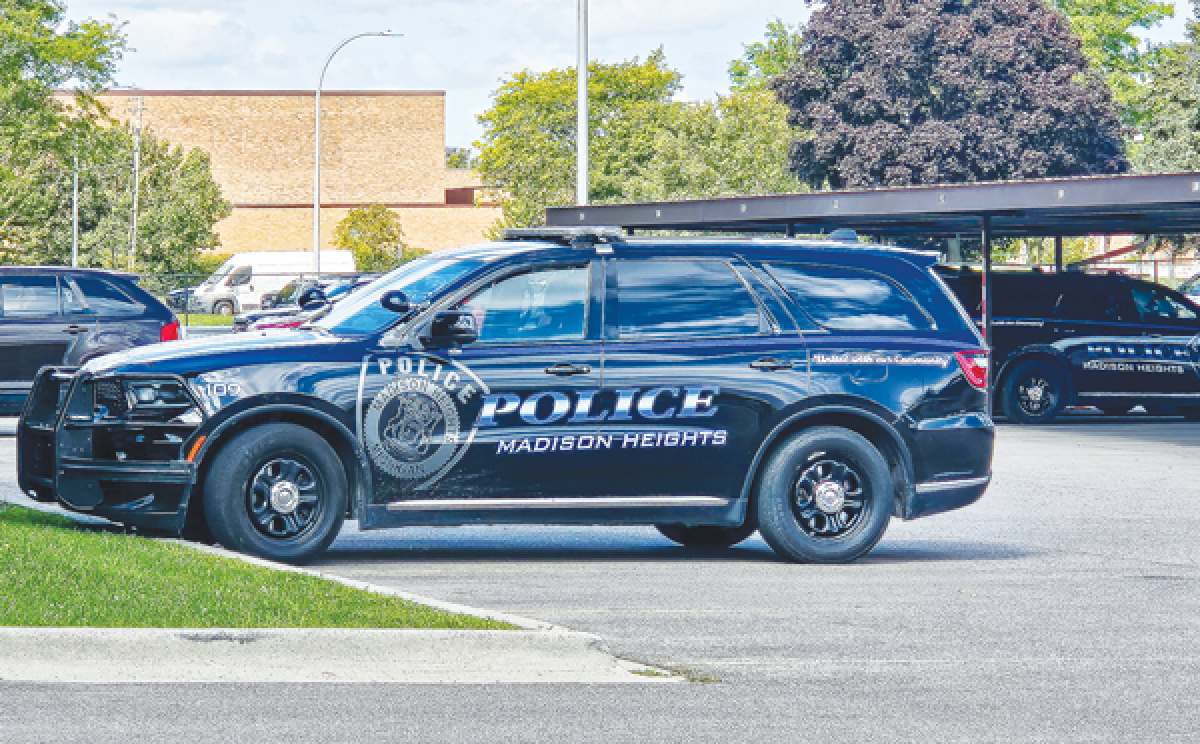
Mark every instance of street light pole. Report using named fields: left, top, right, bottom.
left=128, top=96, right=145, bottom=271
left=313, top=31, right=401, bottom=276
left=71, top=154, right=79, bottom=268
left=576, top=0, right=588, bottom=207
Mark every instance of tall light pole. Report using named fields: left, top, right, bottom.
left=576, top=0, right=588, bottom=206
left=313, top=31, right=401, bottom=275
left=128, top=96, right=145, bottom=271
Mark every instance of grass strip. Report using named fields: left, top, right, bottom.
left=179, top=314, right=234, bottom=326
left=0, top=504, right=511, bottom=629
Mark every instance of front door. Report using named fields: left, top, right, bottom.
left=0, top=275, right=75, bottom=411
left=357, top=260, right=605, bottom=528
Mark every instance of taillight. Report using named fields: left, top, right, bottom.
left=955, top=350, right=989, bottom=390
left=160, top=320, right=181, bottom=342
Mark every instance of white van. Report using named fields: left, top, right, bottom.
left=187, top=251, right=355, bottom=315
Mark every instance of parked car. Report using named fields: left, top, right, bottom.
left=233, top=275, right=377, bottom=332
left=0, top=267, right=180, bottom=415
left=936, top=267, right=1200, bottom=423
left=1179, top=273, right=1200, bottom=304
left=19, top=228, right=994, bottom=564
left=185, top=251, right=355, bottom=316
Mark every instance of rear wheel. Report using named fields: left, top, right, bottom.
left=655, top=523, right=757, bottom=549
left=203, top=423, right=346, bottom=564
left=1002, top=360, right=1066, bottom=424
left=755, top=427, right=892, bottom=564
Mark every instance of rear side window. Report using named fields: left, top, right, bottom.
left=766, top=263, right=933, bottom=331
left=1, top=276, right=59, bottom=317
left=615, top=259, right=762, bottom=338
left=1054, top=288, right=1119, bottom=322
left=994, top=278, right=1059, bottom=318
left=67, top=277, right=143, bottom=316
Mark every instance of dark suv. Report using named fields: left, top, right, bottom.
left=936, top=267, right=1200, bottom=423
left=18, top=230, right=993, bottom=564
left=1, top=268, right=180, bottom=415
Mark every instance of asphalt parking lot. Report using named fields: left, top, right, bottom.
left=2, top=415, right=1198, bottom=742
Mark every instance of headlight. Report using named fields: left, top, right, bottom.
left=92, top=378, right=203, bottom=423
left=126, top=381, right=191, bottom=407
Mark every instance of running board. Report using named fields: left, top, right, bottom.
left=386, top=496, right=732, bottom=511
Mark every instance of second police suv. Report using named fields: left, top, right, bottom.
left=18, top=228, right=994, bottom=564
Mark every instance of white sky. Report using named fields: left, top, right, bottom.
left=65, top=1, right=1196, bottom=150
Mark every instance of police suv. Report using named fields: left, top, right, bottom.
left=18, top=229, right=994, bottom=564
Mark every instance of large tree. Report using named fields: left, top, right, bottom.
left=332, top=203, right=423, bottom=273
left=476, top=51, right=681, bottom=229
left=773, top=0, right=1130, bottom=189
left=1132, top=1, right=1200, bottom=173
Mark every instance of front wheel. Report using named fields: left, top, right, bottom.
left=655, top=523, right=757, bottom=549
left=1001, top=360, right=1066, bottom=424
left=755, top=427, right=892, bottom=564
left=203, top=423, right=346, bottom=564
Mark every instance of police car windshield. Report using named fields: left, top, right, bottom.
left=313, top=256, right=486, bottom=335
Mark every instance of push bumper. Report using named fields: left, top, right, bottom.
left=17, top=367, right=197, bottom=534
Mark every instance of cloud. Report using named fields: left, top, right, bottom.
left=123, top=9, right=249, bottom=70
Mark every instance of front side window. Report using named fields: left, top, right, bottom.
left=616, top=259, right=762, bottom=338
left=1, top=276, right=60, bottom=318
left=458, top=265, right=588, bottom=343
left=767, top=263, right=932, bottom=331
left=1054, top=289, right=1120, bottom=322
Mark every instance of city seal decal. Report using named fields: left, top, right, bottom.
left=365, top=374, right=465, bottom=480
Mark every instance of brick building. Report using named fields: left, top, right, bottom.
left=90, top=90, right=499, bottom=256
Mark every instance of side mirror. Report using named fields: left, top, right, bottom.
left=426, top=310, right=478, bottom=346
left=298, top=287, right=327, bottom=310
left=380, top=290, right=411, bottom=315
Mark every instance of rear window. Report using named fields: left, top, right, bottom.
left=615, top=259, right=762, bottom=338
left=766, top=263, right=933, bottom=331
left=67, top=276, right=143, bottom=316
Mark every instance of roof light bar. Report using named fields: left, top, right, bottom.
left=502, top=226, right=625, bottom=246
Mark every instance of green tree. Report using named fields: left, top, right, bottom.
left=475, top=50, right=681, bottom=229
left=1132, top=1, right=1200, bottom=172
left=0, top=0, right=125, bottom=256
left=332, top=204, right=422, bottom=273
left=728, top=18, right=804, bottom=93
left=1052, top=0, right=1174, bottom=117
left=0, top=122, right=233, bottom=273
left=625, top=90, right=805, bottom=201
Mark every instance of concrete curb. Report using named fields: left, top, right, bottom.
left=0, top=627, right=668, bottom=683
left=0, top=492, right=677, bottom=684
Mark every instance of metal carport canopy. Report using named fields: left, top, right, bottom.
left=545, top=172, right=1200, bottom=237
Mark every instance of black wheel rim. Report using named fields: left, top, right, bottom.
left=791, top=458, right=867, bottom=539
left=1017, top=375, right=1055, bottom=416
left=247, top=456, right=323, bottom=539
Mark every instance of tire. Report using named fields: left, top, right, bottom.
left=213, top=301, right=234, bottom=316
left=203, top=423, right=346, bottom=564
left=755, top=427, right=892, bottom=564
left=1001, top=360, right=1066, bottom=424
left=655, top=522, right=757, bottom=549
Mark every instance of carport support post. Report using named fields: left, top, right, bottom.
left=1055, top=235, right=1064, bottom=273
left=980, top=216, right=994, bottom=416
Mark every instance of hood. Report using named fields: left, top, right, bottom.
left=84, top=329, right=351, bottom=377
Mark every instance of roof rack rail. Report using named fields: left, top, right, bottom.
left=501, top=226, right=625, bottom=247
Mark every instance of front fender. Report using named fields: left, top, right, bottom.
left=185, top=394, right=372, bottom=519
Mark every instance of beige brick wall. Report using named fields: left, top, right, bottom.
left=74, top=90, right=500, bottom=255
left=215, top=205, right=501, bottom=258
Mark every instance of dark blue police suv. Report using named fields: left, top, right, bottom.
left=18, top=228, right=993, bottom=564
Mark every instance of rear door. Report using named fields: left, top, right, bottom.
left=1123, top=283, right=1200, bottom=399
left=592, top=254, right=806, bottom=502
left=0, top=275, right=74, bottom=408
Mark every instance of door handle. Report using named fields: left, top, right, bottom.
left=61, top=325, right=88, bottom=335
left=545, top=363, right=591, bottom=376
left=750, top=357, right=794, bottom=371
